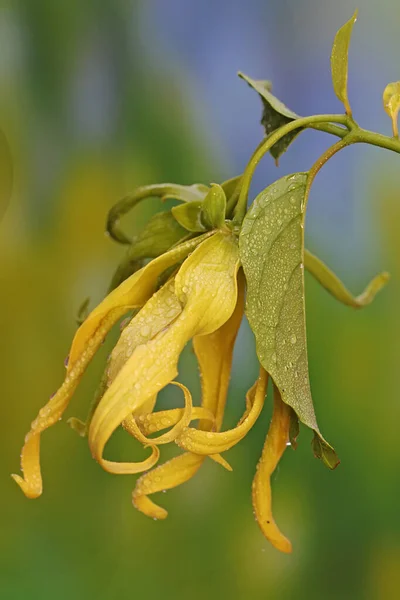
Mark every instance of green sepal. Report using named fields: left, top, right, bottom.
left=171, top=201, right=206, bottom=232
left=221, top=174, right=242, bottom=199
left=108, top=210, right=187, bottom=291
left=330, top=10, right=358, bottom=116
left=239, top=172, right=338, bottom=469
left=107, top=183, right=209, bottom=244
left=238, top=72, right=302, bottom=162
left=202, top=184, right=227, bottom=229
left=67, top=417, right=87, bottom=437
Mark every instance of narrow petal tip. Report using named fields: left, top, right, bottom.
left=11, top=473, right=42, bottom=499
left=133, top=493, right=169, bottom=520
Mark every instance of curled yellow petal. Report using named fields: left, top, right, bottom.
left=123, top=406, right=214, bottom=439
left=175, top=368, right=268, bottom=455
left=100, top=445, right=160, bottom=475
left=122, top=381, right=193, bottom=445
left=252, top=382, right=292, bottom=554
left=133, top=452, right=205, bottom=519
left=12, top=234, right=211, bottom=498
left=88, top=232, right=240, bottom=474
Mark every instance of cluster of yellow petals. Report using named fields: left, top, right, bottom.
left=12, top=230, right=294, bottom=553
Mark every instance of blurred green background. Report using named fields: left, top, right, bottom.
left=1, top=1, right=400, bottom=599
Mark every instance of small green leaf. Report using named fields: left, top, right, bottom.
left=239, top=172, right=338, bottom=469
left=305, top=249, right=389, bottom=308
left=108, top=210, right=187, bottom=291
left=238, top=72, right=302, bottom=161
left=383, top=81, right=400, bottom=138
left=0, top=130, right=12, bottom=222
left=107, top=183, right=210, bottom=244
left=171, top=201, right=206, bottom=232
left=202, top=184, right=227, bottom=229
left=330, top=10, right=358, bottom=116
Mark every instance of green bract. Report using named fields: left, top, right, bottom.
left=171, top=201, right=206, bottom=233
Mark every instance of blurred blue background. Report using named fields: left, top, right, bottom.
left=1, top=1, right=400, bottom=598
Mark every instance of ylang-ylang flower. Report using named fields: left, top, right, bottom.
left=12, top=227, right=295, bottom=553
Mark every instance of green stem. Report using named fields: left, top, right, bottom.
left=305, top=125, right=400, bottom=207
left=233, top=115, right=400, bottom=225
left=233, top=114, right=350, bottom=224
left=304, top=138, right=349, bottom=207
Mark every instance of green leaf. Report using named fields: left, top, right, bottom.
left=330, top=10, right=358, bottom=116
left=383, top=81, right=400, bottom=138
left=239, top=172, right=339, bottom=469
left=108, top=210, right=188, bottom=291
left=202, top=184, right=226, bottom=229
left=238, top=72, right=302, bottom=162
left=107, top=183, right=210, bottom=244
left=305, top=249, right=390, bottom=308
left=0, top=130, right=12, bottom=222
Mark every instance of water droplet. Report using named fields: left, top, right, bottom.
left=140, top=325, right=150, bottom=337
left=271, top=352, right=277, bottom=363
left=290, top=334, right=297, bottom=344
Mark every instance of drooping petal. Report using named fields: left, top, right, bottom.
left=12, top=234, right=211, bottom=498
left=133, top=452, right=205, bottom=519
left=175, top=368, right=268, bottom=455
left=69, top=233, right=212, bottom=367
left=69, top=278, right=181, bottom=436
left=252, top=382, right=292, bottom=554
left=130, top=274, right=244, bottom=518
left=88, top=232, right=240, bottom=474
left=193, top=269, right=245, bottom=431
left=106, top=278, right=182, bottom=386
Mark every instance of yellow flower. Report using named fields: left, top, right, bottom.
left=12, top=228, right=294, bottom=553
